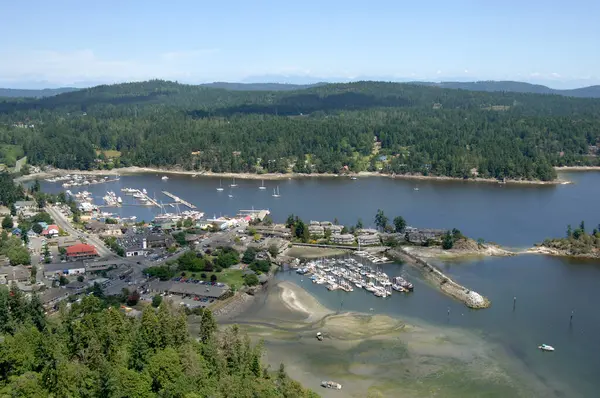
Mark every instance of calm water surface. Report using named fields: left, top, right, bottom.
left=41, top=172, right=600, bottom=396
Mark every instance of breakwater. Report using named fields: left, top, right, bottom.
left=388, top=247, right=490, bottom=309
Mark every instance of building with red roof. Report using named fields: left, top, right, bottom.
left=42, top=224, right=60, bottom=237
left=66, top=243, right=99, bottom=261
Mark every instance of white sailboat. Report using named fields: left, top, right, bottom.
left=228, top=188, right=234, bottom=198
left=259, top=180, right=266, bottom=190
left=230, top=178, right=237, bottom=187
left=272, top=186, right=281, bottom=198
left=216, top=180, right=224, bottom=191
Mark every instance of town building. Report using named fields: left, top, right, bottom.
left=404, top=227, right=446, bottom=245
left=65, top=243, right=99, bottom=261
left=41, top=288, right=69, bottom=311
left=42, top=224, right=60, bottom=238
left=146, top=234, right=173, bottom=248
left=331, top=234, right=355, bottom=245
left=0, top=265, right=30, bottom=284
left=44, top=261, right=86, bottom=277
left=14, top=201, right=37, bottom=216
left=147, top=280, right=230, bottom=302
left=65, top=281, right=88, bottom=293
left=125, top=238, right=149, bottom=257
left=85, top=258, right=126, bottom=273
left=101, top=224, right=123, bottom=237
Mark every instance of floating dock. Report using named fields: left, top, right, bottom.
left=162, top=191, right=196, bottom=209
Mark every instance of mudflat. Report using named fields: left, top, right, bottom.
left=225, top=281, right=555, bottom=398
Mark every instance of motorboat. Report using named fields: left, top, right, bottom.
left=161, top=176, right=169, bottom=180
left=538, top=344, right=555, bottom=352
left=321, top=381, right=342, bottom=390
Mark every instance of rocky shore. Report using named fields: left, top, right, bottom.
left=389, top=247, right=491, bottom=309
left=402, top=239, right=515, bottom=260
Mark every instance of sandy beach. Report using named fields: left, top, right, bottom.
left=17, top=166, right=572, bottom=185
left=223, top=280, right=557, bottom=398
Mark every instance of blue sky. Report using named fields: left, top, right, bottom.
left=1, top=0, right=599, bottom=88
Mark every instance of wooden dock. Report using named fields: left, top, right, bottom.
left=162, top=191, right=196, bottom=209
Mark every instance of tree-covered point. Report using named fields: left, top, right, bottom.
left=2, top=80, right=600, bottom=180
left=540, top=221, right=600, bottom=257
left=0, top=285, right=317, bottom=397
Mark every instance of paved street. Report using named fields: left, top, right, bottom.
left=45, top=205, right=112, bottom=257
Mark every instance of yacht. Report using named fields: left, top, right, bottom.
left=272, top=186, right=281, bottom=198
left=161, top=176, right=169, bottom=180
left=259, top=180, right=266, bottom=190
left=117, top=197, right=122, bottom=204
left=216, top=180, right=224, bottom=191
left=142, top=188, right=147, bottom=195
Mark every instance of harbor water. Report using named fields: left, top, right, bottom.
left=40, top=171, right=600, bottom=396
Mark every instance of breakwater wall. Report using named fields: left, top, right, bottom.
left=388, top=247, right=490, bottom=309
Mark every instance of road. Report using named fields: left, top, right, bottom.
left=46, top=205, right=112, bottom=257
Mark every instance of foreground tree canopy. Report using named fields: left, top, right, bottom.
left=0, top=286, right=318, bottom=397
left=2, top=80, right=600, bottom=180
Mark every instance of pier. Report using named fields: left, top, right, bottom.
left=162, top=191, right=197, bottom=209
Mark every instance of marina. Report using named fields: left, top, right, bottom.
left=45, top=174, right=121, bottom=187
left=295, top=257, right=413, bottom=297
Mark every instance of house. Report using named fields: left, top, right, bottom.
left=0, top=265, right=30, bottom=284
left=44, top=261, right=86, bottom=277
left=85, top=220, right=106, bottom=233
left=27, top=229, right=38, bottom=238
left=55, top=237, right=81, bottom=249
left=14, top=201, right=37, bottom=215
left=11, top=228, right=22, bottom=236
left=404, top=227, right=446, bottom=245
left=41, top=288, right=69, bottom=311
left=42, top=224, right=60, bottom=238
left=357, top=228, right=379, bottom=235
left=358, top=234, right=381, bottom=246
left=331, top=234, right=355, bottom=245
left=66, top=243, right=99, bottom=261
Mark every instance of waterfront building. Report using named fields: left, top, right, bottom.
left=308, top=225, right=325, bottom=238
left=357, top=234, right=381, bottom=246
left=331, top=234, right=356, bottom=245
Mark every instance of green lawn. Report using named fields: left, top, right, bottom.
left=180, top=268, right=246, bottom=289
left=0, top=144, right=24, bottom=167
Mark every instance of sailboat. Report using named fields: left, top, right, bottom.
left=216, top=180, right=224, bottom=191
left=230, top=178, right=237, bottom=188
left=259, top=180, right=266, bottom=190
left=272, top=186, right=281, bottom=198
left=228, top=188, right=234, bottom=198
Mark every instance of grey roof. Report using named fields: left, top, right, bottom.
left=44, top=261, right=85, bottom=272
left=0, top=265, right=29, bottom=280
left=66, top=281, right=87, bottom=289
left=149, top=280, right=229, bottom=298
left=15, top=201, right=36, bottom=207
left=41, top=288, right=69, bottom=304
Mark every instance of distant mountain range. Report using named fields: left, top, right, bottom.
left=1, top=80, right=600, bottom=98
left=0, top=87, right=79, bottom=98
left=414, top=81, right=600, bottom=98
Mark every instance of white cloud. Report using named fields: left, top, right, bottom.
left=464, top=69, right=469, bottom=73
left=436, top=70, right=442, bottom=74
left=0, top=49, right=220, bottom=85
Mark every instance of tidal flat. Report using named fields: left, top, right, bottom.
left=222, top=281, right=556, bottom=398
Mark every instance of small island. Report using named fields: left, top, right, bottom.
left=532, top=221, right=600, bottom=258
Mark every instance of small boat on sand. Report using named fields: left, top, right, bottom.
left=321, top=380, right=342, bottom=389
left=538, top=344, right=555, bottom=352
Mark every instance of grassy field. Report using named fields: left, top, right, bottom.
left=0, top=144, right=24, bottom=167
left=96, top=149, right=122, bottom=158
left=180, top=268, right=246, bottom=289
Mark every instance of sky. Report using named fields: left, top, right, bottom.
left=1, top=0, right=599, bottom=89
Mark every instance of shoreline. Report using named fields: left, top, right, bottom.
left=554, top=166, right=600, bottom=172
left=226, top=280, right=557, bottom=398
left=17, top=166, right=572, bottom=185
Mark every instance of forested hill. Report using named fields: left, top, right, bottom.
left=1, top=79, right=600, bottom=181
left=417, top=81, right=600, bottom=98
